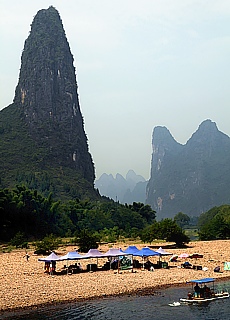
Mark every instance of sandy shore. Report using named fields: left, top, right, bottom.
left=1, top=240, right=230, bottom=312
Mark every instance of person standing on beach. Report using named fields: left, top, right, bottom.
left=23, top=252, right=30, bottom=261
left=50, top=261, right=56, bottom=275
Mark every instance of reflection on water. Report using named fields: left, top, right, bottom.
left=1, top=281, right=230, bottom=320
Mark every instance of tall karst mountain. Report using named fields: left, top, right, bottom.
left=146, top=120, right=230, bottom=219
left=0, top=6, right=97, bottom=200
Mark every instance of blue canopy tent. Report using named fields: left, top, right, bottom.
left=122, top=245, right=140, bottom=255
left=133, top=247, right=160, bottom=257
left=132, top=247, right=160, bottom=269
left=122, top=246, right=142, bottom=269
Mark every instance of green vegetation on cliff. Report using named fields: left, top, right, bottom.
left=198, top=205, right=230, bottom=240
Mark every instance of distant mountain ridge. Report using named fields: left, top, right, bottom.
left=0, top=6, right=98, bottom=200
left=146, top=119, right=230, bottom=219
left=95, top=170, right=147, bottom=204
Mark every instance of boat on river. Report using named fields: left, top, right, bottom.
left=180, top=277, right=229, bottom=304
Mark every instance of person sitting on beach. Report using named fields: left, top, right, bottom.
left=170, top=256, right=177, bottom=262
left=144, top=259, right=152, bottom=270
left=214, top=266, right=220, bottom=272
left=111, top=259, right=118, bottom=270
left=183, top=261, right=192, bottom=268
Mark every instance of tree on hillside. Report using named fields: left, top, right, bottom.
left=198, top=205, right=230, bottom=240
left=127, top=202, right=156, bottom=224
left=198, top=206, right=219, bottom=230
left=174, top=212, right=190, bottom=229
left=0, top=186, right=62, bottom=241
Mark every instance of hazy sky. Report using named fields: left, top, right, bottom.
left=1, top=1, right=230, bottom=180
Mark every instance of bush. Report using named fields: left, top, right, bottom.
left=34, top=234, right=62, bottom=255
left=10, top=232, right=28, bottom=248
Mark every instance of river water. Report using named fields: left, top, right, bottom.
left=2, top=280, right=230, bottom=320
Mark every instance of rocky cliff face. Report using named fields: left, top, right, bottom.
left=0, top=6, right=97, bottom=200
left=14, top=6, right=94, bottom=180
left=146, top=120, right=230, bottom=219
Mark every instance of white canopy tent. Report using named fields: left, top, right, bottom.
left=103, top=248, right=132, bottom=272
left=38, top=251, right=61, bottom=274
left=104, top=248, right=124, bottom=257
left=156, top=247, right=172, bottom=256
left=84, top=249, right=104, bottom=258
left=156, top=247, right=172, bottom=261
left=58, top=251, right=84, bottom=261
left=38, top=251, right=60, bottom=262
left=83, top=249, right=105, bottom=271
left=38, top=248, right=132, bottom=273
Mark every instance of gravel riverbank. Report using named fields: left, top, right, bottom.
left=1, top=240, right=230, bottom=313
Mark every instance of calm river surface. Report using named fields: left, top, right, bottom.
left=2, top=280, right=230, bottom=320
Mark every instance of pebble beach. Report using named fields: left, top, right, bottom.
left=1, top=240, right=230, bottom=313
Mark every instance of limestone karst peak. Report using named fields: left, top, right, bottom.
left=146, top=120, right=230, bottom=219
left=0, top=7, right=97, bottom=200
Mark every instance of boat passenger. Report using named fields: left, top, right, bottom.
left=194, top=283, right=200, bottom=297
left=200, top=286, right=204, bottom=298
left=204, top=285, right=211, bottom=298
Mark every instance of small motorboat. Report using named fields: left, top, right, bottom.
left=180, top=277, right=229, bottom=304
